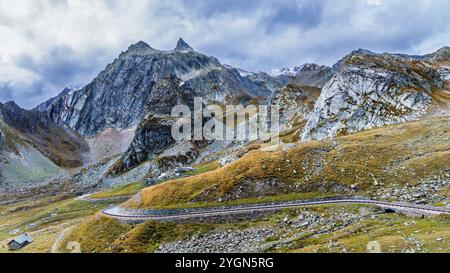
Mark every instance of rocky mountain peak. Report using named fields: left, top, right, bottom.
left=350, top=48, right=376, bottom=57
left=174, top=38, right=194, bottom=52
left=42, top=40, right=273, bottom=137
left=128, top=41, right=152, bottom=50
left=301, top=47, right=450, bottom=141
left=2, top=101, right=20, bottom=108
left=121, top=41, right=155, bottom=57
left=428, top=46, right=450, bottom=62
left=35, top=87, right=74, bottom=112
left=1, top=101, right=24, bottom=118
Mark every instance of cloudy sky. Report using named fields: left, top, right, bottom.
left=1, top=0, right=449, bottom=109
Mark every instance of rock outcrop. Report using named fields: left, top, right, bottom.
left=263, top=63, right=331, bottom=136
left=35, top=87, right=77, bottom=112
left=0, top=129, right=4, bottom=151
left=270, top=84, right=321, bottom=133
left=302, top=47, right=450, bottom=141
left=111, top=115, right=176, bottom=174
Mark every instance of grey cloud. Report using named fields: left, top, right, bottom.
left=0, top=0, right=449, bottom=109
left=15, top=46, right=109, bottom=87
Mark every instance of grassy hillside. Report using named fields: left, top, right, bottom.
left=58, top=206, right=450, bottom=253
left=0, top=102, right=88, bottom=168
left=0, top=194, right=118, bottom=253
left=285, top=214, right=450, bottom=253
left=125, top=117, right=450, bottom=209
left=0, top=121, right=65, bottom=186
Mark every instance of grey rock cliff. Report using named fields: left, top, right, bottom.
left=270, top=84, right=321, bottom=133
left=35, top=87, right=76, bottom=112
left=302, top=47, right=450, bottom=141
left=111, top=115, right=176, bottom=174
left=0, top=129, right=4, bottom=151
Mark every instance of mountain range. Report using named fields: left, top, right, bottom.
left=0, top=38, right=449, bottom=254
left=0, top=39, right=448, bottom=199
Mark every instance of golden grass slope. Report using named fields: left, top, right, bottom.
left=59, top=207, right=450, bottom=253
left=125, top=117, right=450, bottom=209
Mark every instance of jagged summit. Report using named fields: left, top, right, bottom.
left=2, top=101, right=19, bottom=107
left=43, top=37, right=272, bottom=137
left=121, top=39, right=196, bottom=57
left=35, top=87, right=74, bottom=112
left=343, top=46, right=450, bottom=63
left=1, top=101, right=23, bottom=113
left=122, top=41, right=154, bottom=56
left=352, top=48, right=376, bottom=55
left=174, top=38, right=193, bottom=52
left=128, top=41, right=152, bottom=50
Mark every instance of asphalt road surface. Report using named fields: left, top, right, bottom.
left=101, top=197, right=450, bottom=222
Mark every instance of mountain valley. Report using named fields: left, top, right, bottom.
left=0, top=40, right=449, bottom=253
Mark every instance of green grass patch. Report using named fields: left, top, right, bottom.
left=184, top=160, right=221, bottom=176
left=0, top=195, right=117, bottom=242
left=89, top=182, right=146, bottom=199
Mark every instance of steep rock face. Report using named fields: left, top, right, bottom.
left=0, top=101, right=88, bottom=167
left=35, top=87, right=77, bottom=112
left=114, top=61, right=331, bottom=174
left=85, top=127, right=136, bottom=164
left=44, top=39, right=273, bottom=137
left=267, top=63, right=330, bottom=134
left=145, top=75, right=195, bottom=115
left=302, top=48, right=450, bottom=141
left=174, top=38, right=194, bottom=52
left=270, top=84, right=321, bottom=133
left=110, top=75, right=199, bottom=173
left=111, top=115, right=176, bottom=174
left=0, top=129, right=4, bottom=150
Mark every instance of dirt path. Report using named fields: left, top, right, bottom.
left=51, top=226, right=75, bottom=253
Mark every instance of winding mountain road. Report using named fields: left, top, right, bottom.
left=101, top=197, right=450, bottom=222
